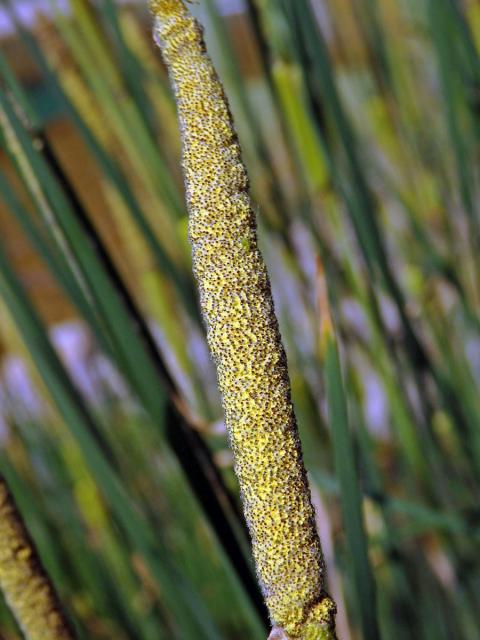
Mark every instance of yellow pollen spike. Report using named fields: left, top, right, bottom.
left=150, top=1, right=337, bottom=637
left=0, top=477, right=75, bottom=640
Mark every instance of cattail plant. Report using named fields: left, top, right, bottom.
left=3, top=0, right=479, bottom=636
left=150, top=1, right=337, bottom=638
left=0, top=476, right=74, bottom=640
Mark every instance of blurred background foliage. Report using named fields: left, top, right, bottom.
left=0, top=0, right=479, bottom=638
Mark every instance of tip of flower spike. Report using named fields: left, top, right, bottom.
left=149, top=0, right=185, bottom=17
left=268, top=629, right=289, bottom=640
left=301, top=597, right=337, bottom=640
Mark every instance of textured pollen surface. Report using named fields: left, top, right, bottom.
left=0, top=478, right=75, bottom=640
left=151, top=1, right=336, bottom=638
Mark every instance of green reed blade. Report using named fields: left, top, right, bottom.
left=0, top=56, right=263, bottom=623
left=12, top=24, right=199, bottom=321
left=0, top=242, right=222, bottom=640
left=98, top=0, right=157, bottom=135
left=0, top=87, right=167, bottom=418
left=50, top=0, right=183, bottom=220
left=0, top=167, right=120, bottom=361
left=324, top=331, right=379, bottom=640
left=428, top=0, right=480, bottom=246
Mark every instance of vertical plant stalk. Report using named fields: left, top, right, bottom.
left=317, top=261, right=379, bottom=640
left=151, top=1, right=336, bottom=638
left=0, top=476, right=75, bottom=640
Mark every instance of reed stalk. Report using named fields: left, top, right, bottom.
left=150, top=1, right=336, bottom=638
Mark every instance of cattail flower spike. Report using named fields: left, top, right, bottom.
left=151, top=1, right=337, bottom=638
left=0, top=477, right=75, bottom=640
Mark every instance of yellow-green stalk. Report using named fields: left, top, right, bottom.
left=102, top=179, right=202, bottom=409
left=0, top=477, right=75, bottom=640
left=35, top=16, right=116, bottom=153
left=271, top=61, right=328, bottom=196
left=46, top=4, right=183, bottom=266
left=150, top=1, right=336, bottom=638
left=118, top=9, right=182, bottom=163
